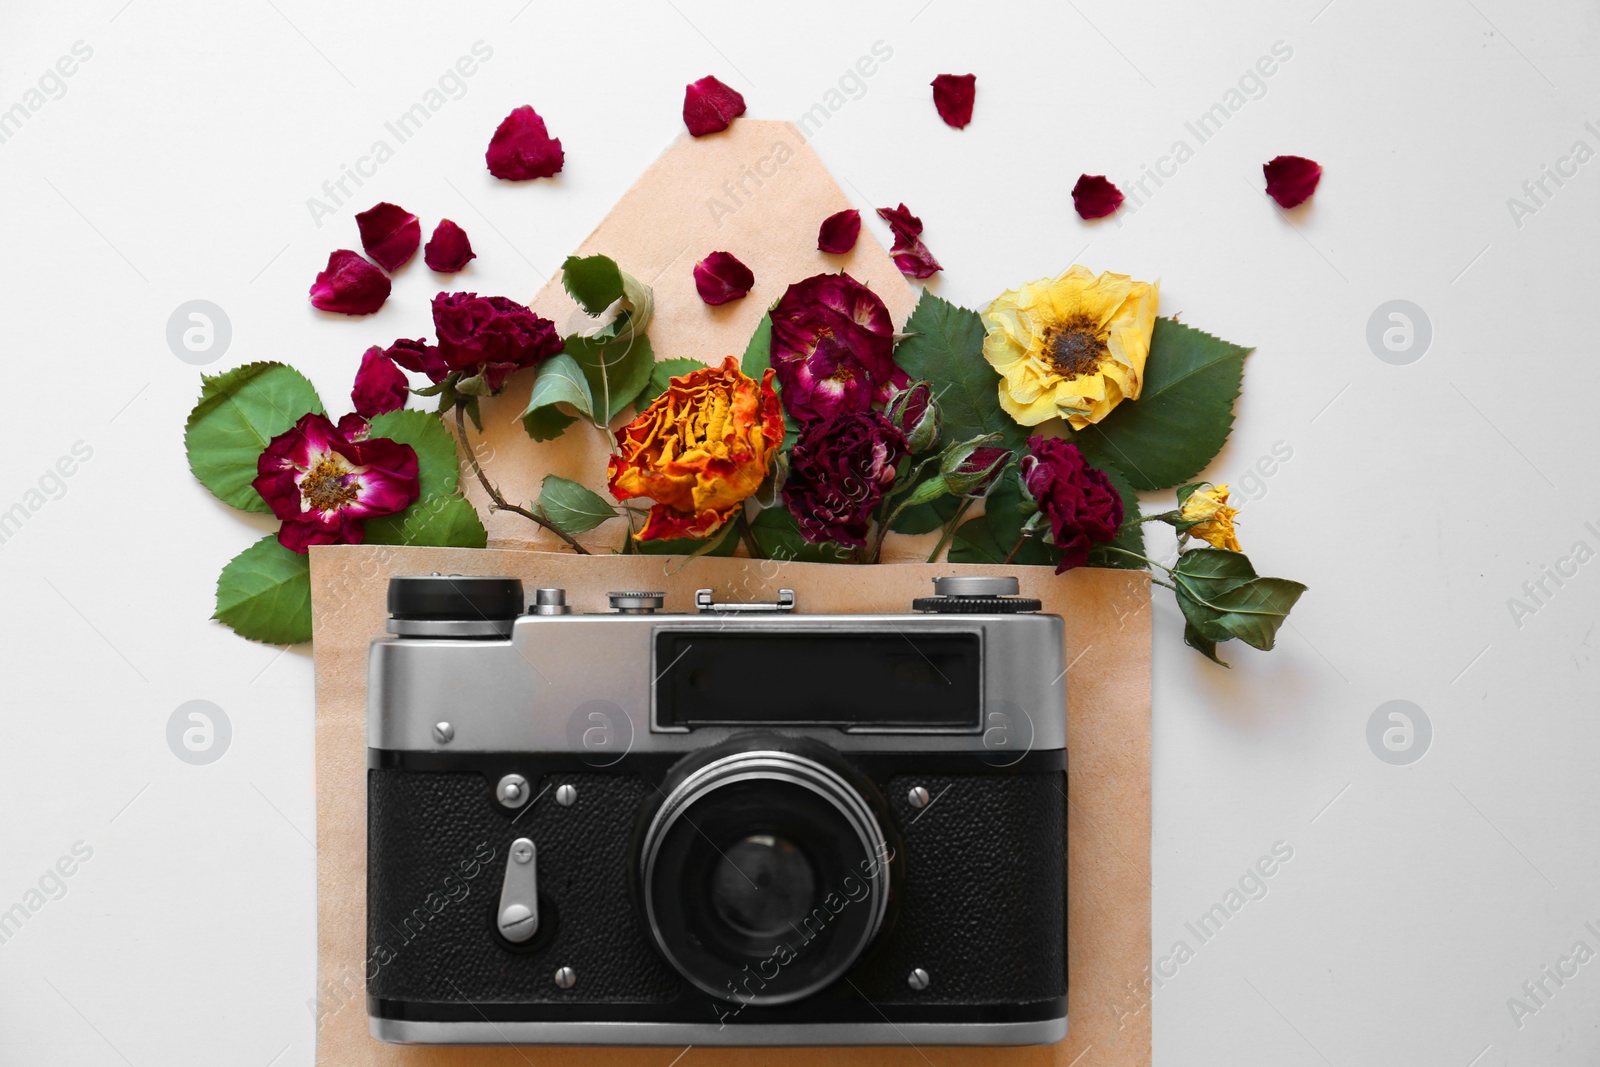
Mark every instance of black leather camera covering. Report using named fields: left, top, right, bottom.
left=367, top=760, right=1065, bottom=1014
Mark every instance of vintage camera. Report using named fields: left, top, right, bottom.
left=366, top=573, right=1067, bottom=1046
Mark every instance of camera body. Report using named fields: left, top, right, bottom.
left=366, top=575, right=1067, bottom=1046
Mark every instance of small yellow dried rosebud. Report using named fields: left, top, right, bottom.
left=1180, top=484, right=1241, bottom=551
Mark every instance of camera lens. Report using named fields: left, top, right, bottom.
left=641, top=744, right=890, bottom=1006
left=710, top=834, right=817, bottom=942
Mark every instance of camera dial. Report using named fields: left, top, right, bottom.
left=386, top=574, right=524, bottom=637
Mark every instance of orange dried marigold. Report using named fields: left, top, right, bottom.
left=607, top=356, right=783, bottom=541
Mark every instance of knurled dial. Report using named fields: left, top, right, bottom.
left=912, top=575, right=1041, bottom=614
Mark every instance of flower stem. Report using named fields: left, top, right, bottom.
left=925, top=497, right=975, bottom=563
left=735, top=508, right=762, bottom=559
left=1002, top=531, right=1028, bottom=565
left=1095, top=544, right=1171, bottom=573
left=454, top=403, right=590, bottom=554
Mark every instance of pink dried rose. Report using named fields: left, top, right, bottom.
left=930, top=74, right=976, bottom=129
left=309, top=250, right=391, bottom=315
left=1071, top=174, right=1124, bottom=219
left=355, top=202, right=420, bottom=272
left=693, top=251, right=754, bottom=305
left=252, top=412, right=420, bottom=554
left=817, top=209, right=861, bottom=254
left=876, top=204, right=942, bottom=279
left=383, top=337, right=448, bottom=384
left=1263, top=155, right=1322, bottom=208
left=769, top=272, right=903, bottom=422
left=486, top=105, right=564, bottom=180
left=423, top=219, right=475, bottom=272
left=351, top=346, right=409, bottom=418
left=683, top=75, right=747, bottom=137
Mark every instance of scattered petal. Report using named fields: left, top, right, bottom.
left=817, top=209, right=861, bottom=254
left=892, top=243, right=942, bottom=279
left=355, top=202, right=420, bottom=272
left=309, top=250, right=390, bottom=315
left=1071, top=174, right=1124, bottom=219
left=930, top=73, right=976, bottom=129
left=1263, top=154, right=1322, bottom=208
left=423, top=219, right=476, bottom=272
left=693, top=251, right=755, bottom=305
left=485, top=105, right=564, bottom=180
left=384, top=337, right=449, bottom=383
left=683, top=75, right=747, bottom=137
left=877, top=203, right=924, bottom=246
left=352, top=346, right=410, bottom=418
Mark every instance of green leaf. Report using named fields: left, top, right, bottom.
left=365, top=409, right=458, bottom=502
left=185, top=362, right=323, bottom=512
left=1183, top=621, right=1228, bottom=667
left=566, top=333, right=656, bottom=423
left=213, top=534, right=312, bottom=644
left=561, top=254, right=625, bottom=316
left=891, top=493, right=959, bottom=535
left=893, top=291, right=1025, bottom=452
left=749, top=505, right=854, bottom=563
left=1071, top=318, right=1250, bottom=491
left=635, top=358, right=707, bottom=410
left=519, top=353, right=594, bottom=440
left=739, top=314, right=774, bottom=381
left=535, top=475, right=618, bottom=536
left=949, top=469, right=1061, bottom=568
left=635, top=519, right=741, bottom=557
left=365, top=494, right=488, bottom=548
left=1084, top=457, right=1146, bottom=570
left=1172, top=549, right=1306, bottom=653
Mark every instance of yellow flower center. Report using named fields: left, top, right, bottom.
left=300, top=454, right=359, bottom=513
left=1043, top=315, right=1108, bottom=379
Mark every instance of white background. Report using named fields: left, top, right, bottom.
left=2, top=0, right=1597, bottom=1064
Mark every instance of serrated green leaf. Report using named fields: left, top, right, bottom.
left=1183, top=620, right=1229, bottom=666
left=185, top=362, right=323, bottom=512
left=364, top=494, right=487, bottom=548
left=1204, top=577, right=1307, bottom=651
left=635, top=358, right=707, bottom=411
left=893, top=291, right=1025, bottom=453
left=561, top=254, right=625, bottom=316
left=1071, top=318, right=1250, bottom=491
left=535, top=475, right=618, bottom=536
left=365, top=409, right=458, bottom=502
left=890, top=493, right=959, bottom=535
left=566, top=333, right=656, bottom=423
left=739, top=314, right=774, bottom=382
left=213, top=534, right=312, bottom=644
left=519, top=353, right=594, bottom=440
left=749, top=505, right=854, bottom=563
left=1172, top=548, right=1305, bottom=653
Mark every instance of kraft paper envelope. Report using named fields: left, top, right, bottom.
left=309, top=118, right=1152, bottom=1066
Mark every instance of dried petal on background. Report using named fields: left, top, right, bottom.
left=1071, top=174, right=1124, bottom=219
left=355, top=202, right=420, bottom=271
left=892, top=243, right=942, bottom=278
left=309, top=250, right=391, bottom=315
left=693, top=250, right=755, bottom=305
left=930, top=73, right=976, bottom=128
left=351, top=347, right=410, bottom=418
left=1263, top=155, right=1322, bottom=208
left=485, top=105, right=565, bottom=180
left=817, top=209, right=862, bottom=254
left=683, top=75, right=747, bottom=137
left=423, top=219, right=476, bottom=272
left=877, top=203, right=925, bottom=246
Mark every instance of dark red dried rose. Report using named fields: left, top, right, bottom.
left=930, top=73, right=976, bottom=129
left=876, top=204, right=941, bottom=279
left=683, top=75, right=747, bottom=137
left=781, top=411, right=908, bottom=547
left=424, top=219, right=475, bottom=272
left=817, top=209, right=861, bottom=254
left=1263, top=155, right=1322, bottom=208
left=383, top=337, right=447, bottom=383
left=769, top=272, right=899, bottom=422
left=351, top=346, right=409, bottom=418
left=1071, top=174, right=1124, bottom=220
left=693, top=251, right=754, bottom=305
left=252, top=413, right=420, bottom=554
left=309, top=250, right=391, bottom=315
left=486, top=105, right=564, bottom=180
left=432, top=291, right=565, bottom=393
left=355, top=202, right=420, bottom=272
left=1020, top=436, right=1123, bottom=573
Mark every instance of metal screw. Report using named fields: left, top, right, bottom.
left=496, top=774, right=530, bottom=809
left=512, top=841, right=535, bottom=864
left=908, top=786, right=931, bottom=809
left=908, top=968, right=930, bottom=991
left=554, top=966, right=577, bottom=989
left=556, top=783, right=578, bottom=807
left=433, top=722, right=454, bottom=744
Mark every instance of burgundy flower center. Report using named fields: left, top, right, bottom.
left=299, top=453, right=360, bottom=513
left=1043, top=316, right=1108, bottom=378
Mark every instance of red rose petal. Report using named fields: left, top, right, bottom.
left=309, top=250, right=390, bottom=315
left=876, top=203, right=924, bottom=246
left=930, top=73, right=976, bottom=129
left=693, top=251, right=754, bottom=305
left=352, top=346, right=409, bottom=418
left=683, top=75, right=747, bottom=137
left=486, top=105, right=564, bottom=180
left=354, top=202, right=420, bottom=272
left=817, top=209, right=861, bottom=254
left=891, top=241, right=942, bottom=279
left=1263, top=154, right=1322, bottom=208
left=1071, top=174, right=1124, bottom=219
left=424, top=219, right=476, bottom=273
